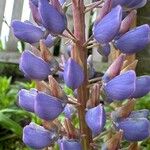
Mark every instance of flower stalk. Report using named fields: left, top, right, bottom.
left=71, top=0, right=93, bottom=149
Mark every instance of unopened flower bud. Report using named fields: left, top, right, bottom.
left=112, top=0, right=147, bottom=9
left=48, top=75, right=68, bottom=102
left=19, top=50, right=53, bottom=80
left=34, top=92, right=66, bottom=120
left=116, top=118, right=150, bottom=141
left=39, top=0, right=67, bottom=35
left=29, top=0, right=42, bottom=25
left=18, top=89, right=37, bottom=112
left=85, top=104, right=106, bottom=136
left=129, top=75, right=150, bottom=98
left=129, top=109, right=149, bottom=119
left=58, top=138, right=82, bottom=150
left=93, top=5, right=122, bottom=44
left=23, top=122, right=57, bottom=149
left=103, top=70, right=136, bottom=100
left=11, top=20, right=44, bottom=44
left=63, top=104, right=76, bottom=119
left=63, top=58, right=84, bottom=90
left=115, top=24, right=150, bottom=54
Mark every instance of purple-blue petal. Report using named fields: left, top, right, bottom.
left=117, top=118, right=150, bottom=141
left=11, top=20, right=44, bottom=44
left=63, top=104, right=76, bottom=119
left=129, top=75, right=150, bottom=98
left=129, top=109, right=149, bottom=119
left=23, top=122, right=57, bottom=149
left=103, top=70, right=136, bottom=100
left=19, top=50, right=52, bottom=80
left=93, top=5, right=122, bottom=44
left=39, top=0, right=67, bottom=34
left=63, top=58, right=84, bottom=90
left=101, top=43, right=111, bottom=57
left=112, top=0, right=147, bottom=9
left=85, top=104, right=106, bottom=136
left=18, top=89, right=37, bottom=112
left=29, top=0, right=42, bottom=25
left=58, top=138, right=82, bottom=150
left=115, top=24, right=150, bottom=54
left=34, top=92, right=65, bottom=120
left=42, top=34, right=56, bottom=47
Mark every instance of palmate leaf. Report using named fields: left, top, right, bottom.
left=0, top=112, right=22, bottom=136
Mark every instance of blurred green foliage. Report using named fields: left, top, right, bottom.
left=0, top=76, right=35, bottom=150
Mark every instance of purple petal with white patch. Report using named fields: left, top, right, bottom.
left=34, top=92, right=65, bottom=120
left=85, top=104, right=106, bottom=136
left=18, top=89, right=37, bottom=112
left=39, top=0, right=67, bottom=35
left=63, top=58, right=84, bottom=90
left=130, top=75, right=150, bottom=98
left=115, top=24, right=150, bottom=54
left=19, top=50, right=52, bottom=80
left=23, top=122, right=57, bottom=149
left=116, top=118, right=150, bottom=141
left=103, top=70, right=136, bottom=100
left=11, top=20, right=44, bottom=44
left=93, top=5, right=122, bottom=44
left=58, top=138, right=83, bottom=150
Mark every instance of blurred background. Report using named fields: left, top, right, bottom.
left=0, top=0, right=150, bottom=149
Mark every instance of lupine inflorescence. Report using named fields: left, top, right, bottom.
left=11, top=0, right=150, bottom=149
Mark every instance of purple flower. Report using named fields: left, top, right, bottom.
left=42, top=34, right=56, bottom=48
left=129, top=109, right=149, bottom=119
left=63, top=104, right=76, bottom=119
left=18, top=89, right=37, bottom=112
left=129, top=75, right=150, bottom=98
left=102, top=54, right=125, bottom=83
left=29, top=0, right=42, bottom=25
left=98, top=43, right=111, bottom=57
left=39, top=0, right=67, bottom=35
left=115, top=24, right=150, bottom=54
left=19, top=50, right=52, bottom=80
left=58, top=138, right=82, bottom=150
left=63, top=58, right=84, bottom=90
left=34, top=92, right=65, bottom=120
left=112, top=0, right=147, bottom=9
left=11, top=20, right=44, bottom=44
left=116, top=118, right=150, bottom=141
left=93, top=5, right=122, bottom=44
left=23, top=122, right=57, bottom=149
left=85, top=104, right=106, bottom=136
left=103, top=70, right=136, bottom=101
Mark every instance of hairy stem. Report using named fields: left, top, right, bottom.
left=71, top=0, right=93, bottom=149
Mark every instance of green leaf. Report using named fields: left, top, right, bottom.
left=0, top=112, right=22, bottom=136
